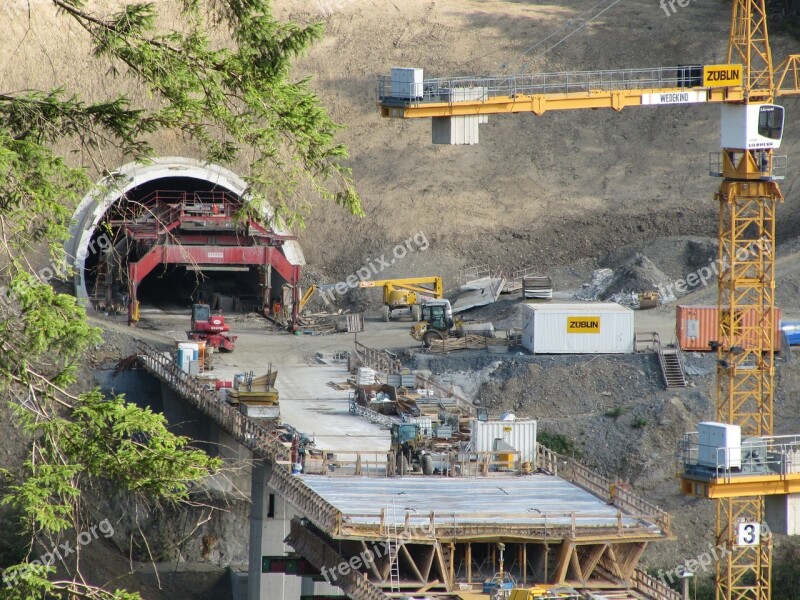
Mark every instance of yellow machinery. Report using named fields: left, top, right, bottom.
left=376, top=3, right=800, bottom=598
left=506, top=586, right=581, bottom=600
left=358, top=276, right=443, bottom=322
left=298, top=284, right=317, bottom=313
left=410, top=298, right=457, bottom=346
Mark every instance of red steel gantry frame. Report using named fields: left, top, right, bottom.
left=103, top=190, right=301, bottom=329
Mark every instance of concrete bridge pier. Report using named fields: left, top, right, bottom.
left=248, top=463, right=300, bottom=599
left=247, top=464, right=347, bottom=600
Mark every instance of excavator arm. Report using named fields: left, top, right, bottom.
left=298, top=284, right=317, bottom=313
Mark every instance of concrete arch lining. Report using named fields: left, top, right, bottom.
left=68, top=157, right=305, bottom=303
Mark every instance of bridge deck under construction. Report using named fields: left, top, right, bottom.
left=136, top=343, right=679, bottom=599
left=300, top=474, right=664, bottom=541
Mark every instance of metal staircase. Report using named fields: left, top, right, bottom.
left=657, top=343, right=687, bottom=389
left=636, top=332, right=687, bottom=388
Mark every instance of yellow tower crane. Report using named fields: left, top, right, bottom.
left=376, top=2, right=800, bottom=599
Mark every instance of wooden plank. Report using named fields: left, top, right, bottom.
left=553, top=541, right=574, bottom=583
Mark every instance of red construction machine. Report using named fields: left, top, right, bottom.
left=187, top=303, right=237, bottom=352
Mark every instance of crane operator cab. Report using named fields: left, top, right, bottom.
left=721, top=104, right=784, bottom=149
left=718, top=103, right=784, bottom=179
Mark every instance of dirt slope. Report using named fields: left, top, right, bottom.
left=271, top=0, right=800, bottom=283
left=3, top=0, right=799, bottom=283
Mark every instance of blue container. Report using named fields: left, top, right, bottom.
left=782, top=321, right=800, bottom=345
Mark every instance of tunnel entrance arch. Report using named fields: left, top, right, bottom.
left=68, top=157, right=304, bottom=327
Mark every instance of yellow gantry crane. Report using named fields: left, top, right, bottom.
left=376, top=2, right=800, bottom=599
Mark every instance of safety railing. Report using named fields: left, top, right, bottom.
left=136, top=342, right=291, bottom=463
left=458, top=263, right=503, bottom=285
left=536, top=443, right=559, bottom=476
left=378, top=65, right=706, bottom=105
left=268, top=463, right=343, bottom=533
left=304, top=451, right=391, bottom=477
left=708, top=151, right=787, bottom=180
left=339, top=507, right=662, bottom=541
left=680, top=432, right=800, bottom=482
left=354, top=340, right=402, bottom=375
left=287, top=520, right=390, bottom=600
left=547, top=446, right=671, bottom=535
left=633, top=568, right=682, bottom=600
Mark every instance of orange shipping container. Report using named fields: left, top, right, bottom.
left=676, top=305, right=781, bottom=352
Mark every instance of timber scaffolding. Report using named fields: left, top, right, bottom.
left=136, top=342, right=677, bottom=599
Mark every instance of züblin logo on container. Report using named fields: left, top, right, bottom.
left=567, top=316, right=600, bottom=333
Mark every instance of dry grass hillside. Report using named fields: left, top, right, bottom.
left=273, top=0, right=800, bottom=281
left=3, top=0, right=799, bottom=282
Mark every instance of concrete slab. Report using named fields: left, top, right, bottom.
left=277, top=365, right=390, bottom=452
left=211, top=348, right=389, bottom=452
left=299, top=474, right=661, bottom=531
left=452, top=277, right=505, bottom=314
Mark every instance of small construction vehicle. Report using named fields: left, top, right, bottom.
left=637, top=290, right=659, bottom=309
left=391, top=422, right=435, bottom=475
left=358, top=276, right=443, bottom=322
left=410, top=299, right=457, bottom=347
left=187, top=303, right=237, bottom=352
left=505, top=586, right=582, bottom=600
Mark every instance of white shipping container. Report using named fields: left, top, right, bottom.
left=521, top=302, right=634, bottom=354
left=698, top=422, right=741, bottom=470
left=470, top=420, right=537, bottom=463
left=177, top=342, right=199, bottom=372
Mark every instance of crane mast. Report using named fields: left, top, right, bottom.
left=714, top=2, right=778, bottom=598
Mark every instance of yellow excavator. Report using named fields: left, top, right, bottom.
left=358, top=276, right=443, bottom=322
